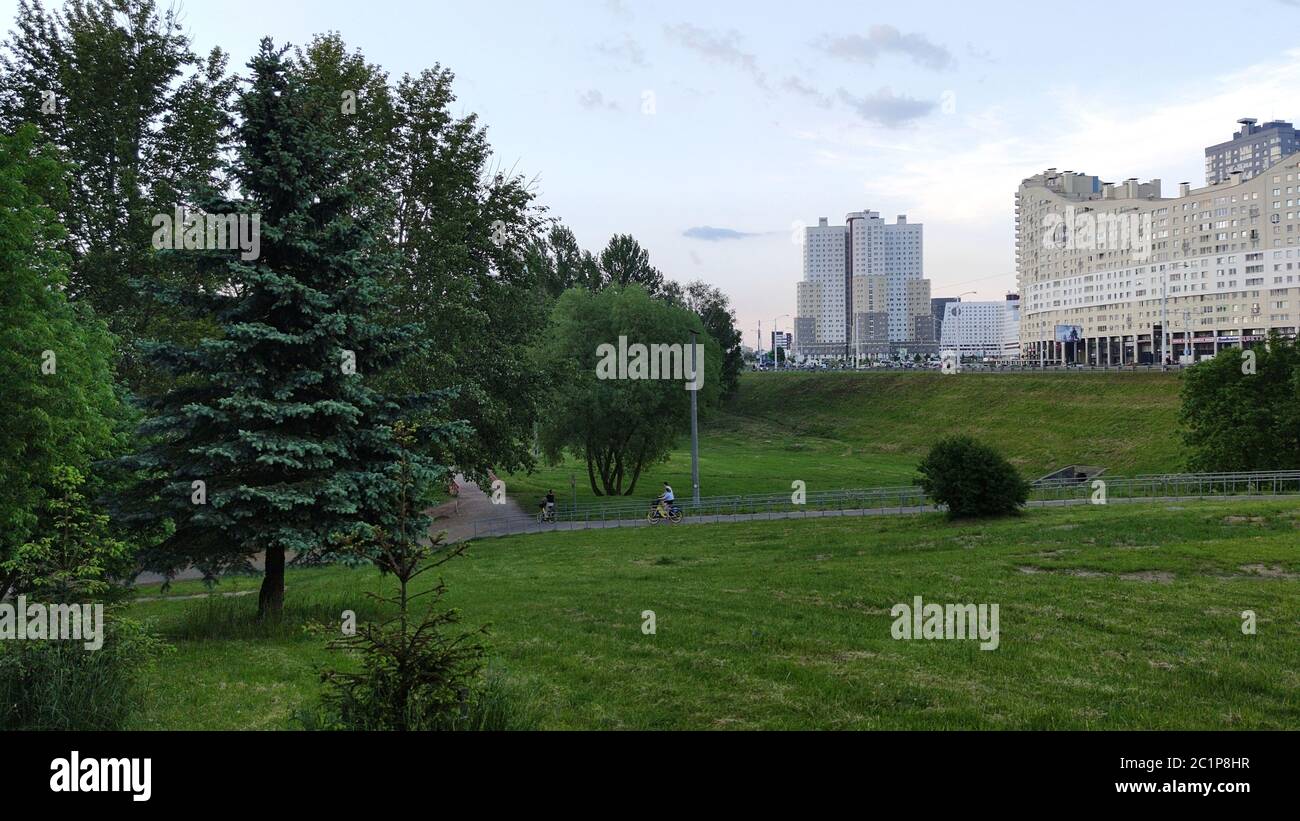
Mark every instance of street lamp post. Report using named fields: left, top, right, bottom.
left=689, top=329, right=700, bottom=503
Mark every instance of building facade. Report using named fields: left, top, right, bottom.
left=794, top=210, right=933, bottom=359
left=1002, top=293, right=1022, bottom=358
left=931, top=296, right=959, bottom=347
left=939, top=295, right=1019, bottom=358
left=1016, top=156, right=1300, bottom=365
left=1205, top=118, right=1299, bottom=185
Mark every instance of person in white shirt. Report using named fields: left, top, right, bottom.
left=656, top=483, right=675, bottom=518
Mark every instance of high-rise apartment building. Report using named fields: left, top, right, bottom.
left=793, top=210, right=932, bottom=358
left=1016, top=154, right=1300, bottom=365
left=799, top=216, right=848, bottom=349
left=1205, top=118, right=1299, bottom=185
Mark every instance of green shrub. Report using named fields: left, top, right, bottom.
left=916, top=436, right=1030, bottom=519
left=0, top=466, right=166, bottom=730
left=0, top=615, right=169, bottom=730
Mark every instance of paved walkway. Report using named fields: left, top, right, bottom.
left=432, top=473, right=535, bottom=543
left=453, top=493, right=1300, bottom=541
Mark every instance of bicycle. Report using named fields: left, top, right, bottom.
left=647, top=501, right=683, bottom=524
left=536, top=503, right=557, bottom=524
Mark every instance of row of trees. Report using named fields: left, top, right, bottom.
left=1, top=0, right=745, bottom=616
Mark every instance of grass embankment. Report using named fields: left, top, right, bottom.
left=129, top=499, right=1299, bottom=730
left=507, top=370, right=1185, bottom=508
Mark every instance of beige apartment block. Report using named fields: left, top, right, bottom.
left=903, top=279, right=934, bottom=342
left=852, top=273, right=888, bottom=314
left=1016, top=155, right=1300, bottom=364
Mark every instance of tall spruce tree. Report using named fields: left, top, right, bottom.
left=121, top=40, right=454, bottom=617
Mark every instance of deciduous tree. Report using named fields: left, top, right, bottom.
left=540, top=286, right=721, bottom=496
left=1180, top=334, right=1300, bottom=471
left=0, top=125, right=121, bottom=599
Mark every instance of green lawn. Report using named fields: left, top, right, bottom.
left=128, top=499, right=1300, bottom=730
left=506, top=370, right=1186, bottom=509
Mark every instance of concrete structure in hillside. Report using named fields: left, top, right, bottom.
left=793, top=210, right=933, bottom=360
left=1206, top=118, right=1299, bottom=185
left=940, top=294, right=1020, bottom=358
left=1016, top=156, right=1300, bottom=365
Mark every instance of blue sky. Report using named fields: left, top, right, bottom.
left=8, top=0, right=1300, bottom=343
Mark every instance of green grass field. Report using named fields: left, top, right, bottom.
left=127, top=499, right=1300, bottom=730
left=506, top=370, right=1186, bottom=508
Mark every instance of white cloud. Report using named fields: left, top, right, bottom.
left=784, top=49, right=1300, bottom=298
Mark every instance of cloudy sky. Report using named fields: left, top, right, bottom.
left=8, top=0, right=1300, bottom=344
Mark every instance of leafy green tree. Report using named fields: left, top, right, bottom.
left=916, top=436, right=1029, bottom=519
left=120, top=41, right=450, bottom=618
left=0, top=129, right=146, bottom=725
left=528, top=222, right=601, bottom=298
left=376, top=63, right=549, bottom=483
left=290, top=33, right=398, bottom=231
left=678, top=280, right=744, bottom=399
left=0, top=0, right=235, bottom=387
left=0, top=125, right=120, bottom=599
left=540, top=286, right=721, bottom=496
left=659, top=279, right=684, bottom=306
left=1180, top=335, right=1300, bottom=471
left=598, top=233, right=664, bottom=295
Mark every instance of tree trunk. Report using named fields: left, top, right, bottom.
left=258, top=545, right=285, bottom=619
left=586, top=450, right=603, bottom=496
left=595, top=446, right=616, bottom=496
left=624, top=443, right=648, bottom=496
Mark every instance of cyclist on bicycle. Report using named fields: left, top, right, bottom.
left=655, top=482, right=675, bottom=519
left=539, top=489, right=556, bottom=521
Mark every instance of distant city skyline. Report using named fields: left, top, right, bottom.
left=4, top=0, right=1300, bottom=339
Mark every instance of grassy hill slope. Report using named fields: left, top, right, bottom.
left=508, top=371, right=1186, bottom=507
